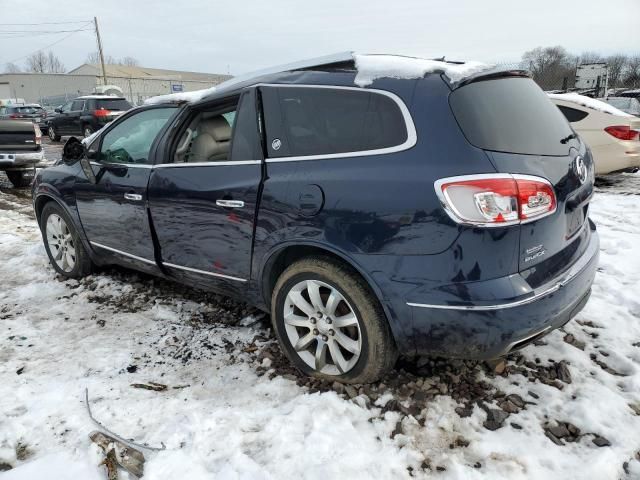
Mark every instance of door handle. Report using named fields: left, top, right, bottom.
left=124, top=193, right=143, bottom=201
left=216, top=199, right=244, bottom=208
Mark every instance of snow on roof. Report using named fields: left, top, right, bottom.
left=548, top=93, right=633, bottom=117
left=144, top=87, right=217, bottom=105
left=144, top=53, right=492, bottom=105
left=353, top=54, right=492, bottom=87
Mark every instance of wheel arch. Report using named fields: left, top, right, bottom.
left=259, top=242, right=405, bottom=348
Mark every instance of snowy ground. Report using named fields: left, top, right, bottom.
left=0, top=167, right=639, bottom=479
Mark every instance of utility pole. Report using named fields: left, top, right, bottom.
left=94, top=16, right=107, bottom=86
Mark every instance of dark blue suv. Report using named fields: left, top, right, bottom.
left=32, top=53, right=599, bottom=384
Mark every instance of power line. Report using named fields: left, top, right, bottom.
left=0, top=21, right=92, bottom=25
left=4, top=28, right=92, bottom=64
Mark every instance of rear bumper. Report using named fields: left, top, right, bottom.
left=406, top=220, right=599, bottom=359
left=0, top=150, right=51, bottom=170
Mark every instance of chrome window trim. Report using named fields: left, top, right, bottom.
left=433, top=173, right=557, bottom=228
left=407, top=228, right=597, bottom=311
left=257, top=83, right=417, bottom=163
left=162, top=262, right=247, bottom=282
left=89, top=161, right=153, bottom=169
left=89, top=241, right=156, bottom=265
left=154, top=160, right=261, bottom=168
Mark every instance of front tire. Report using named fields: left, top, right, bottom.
left=40, top=202, right=93, bottom=278
left=83, top=125, right=94, bottom=138
left=48, top=125, right=61, bottom=142
left=271, top=256, right=397, bottom=384
left=6, top=169, right=34, bottom=188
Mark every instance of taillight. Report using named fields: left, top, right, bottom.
left=435, top=174, right=557, bottom=227
left=604, top=125, right=639, bottom=141
left=93, top=109, right=111, bottom=117
left=9, top=114, right=18, bottom=119
left=34, top=125, right=42, bottom=146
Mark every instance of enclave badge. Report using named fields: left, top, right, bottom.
left=573, top=156, right=587, bottom=184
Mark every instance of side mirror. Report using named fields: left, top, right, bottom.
left=55, top=107, right=62, bottom=113
left=62, top=137, right=86, bottom=162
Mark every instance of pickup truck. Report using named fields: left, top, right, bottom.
left=0, top=120, right=50, bottom=187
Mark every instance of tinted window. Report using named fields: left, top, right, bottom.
left=71, top=100, right=84, bottom=111
left=229, top=91, right=261, bottom=161
left=99, top=108, right=175, bottom=165
left=94, top=98, right=132, bottom=111
left=557, top=105, right=589, bottom=123
left=262, top=87, right=408, bottom=158
left=450, top=77, right=574, bottom=156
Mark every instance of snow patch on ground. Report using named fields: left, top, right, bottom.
left=548, top=93, right=634, bottom=117
left=1, top=174, right=640, bottom=478
left=353, top=54, right=492, bottom=87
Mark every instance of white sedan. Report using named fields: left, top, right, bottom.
left=549, top=93, right=640, bottom=175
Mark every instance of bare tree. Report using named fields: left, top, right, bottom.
left=26, top=51, right=48, bottom=73
left=521, top=46, right=576, bottom=90
left=120, top=56, right=139, bottom=67
left=3, top=62, right=21, bottom=73
left=47, top=51, right=65, bottom=73
left=577, top=51, right=603, bottom=64
left=605, top=54, right=628, bottom=88
left=86, top=51, right=116, bottom=65
left=623, top=55, right=640, bottom=88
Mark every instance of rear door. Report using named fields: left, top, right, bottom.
left=68, top=99, right=85, bottom=135
left=449, top=77, right=595, bottom=277
left=148, top=88, right=263, bottom=294
left=54, top=101, right=73, bottom=134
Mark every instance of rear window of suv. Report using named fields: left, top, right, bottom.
left=262, top=86, right=409, bottom=158
left=450, top=77, right=574, bottom=156
left=87, top=98, right=132, bottom=111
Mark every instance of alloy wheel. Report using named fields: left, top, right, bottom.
left=48, top=126, right=55, bottom=140
left=45, top=214, right=76, bottom=273
left=283, top=279, right=362, bottom=375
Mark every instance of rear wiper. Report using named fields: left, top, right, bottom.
left=560, top=133, right=577, bottom=144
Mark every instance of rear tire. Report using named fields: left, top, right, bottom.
left=48, top=125, right=61, bottom=142
left=271, top=256, right=397, bottom=384
left=6, top=170, right=34, bottom=188
left=40, top=202, right=93, bottom=278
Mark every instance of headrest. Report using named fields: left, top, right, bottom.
left=199, top=116, right=231, bottom=142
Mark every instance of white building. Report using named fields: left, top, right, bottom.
left=0, top=64, right=231, bottom=106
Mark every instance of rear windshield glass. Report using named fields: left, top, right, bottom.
left=94, top=98, right=132, bottom=111
left=450, top=77, right=574, bottom=156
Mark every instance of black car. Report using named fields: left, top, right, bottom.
left=47, top=95, right=132, bottom=141
left=0, top=104, right=49, bottom=133
left=32, top=53, right=599, bottom=384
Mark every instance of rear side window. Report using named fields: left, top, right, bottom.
left=450, top=77, right=574, bottom=156
left=557, top=105, right=589, bottom=123
left=94, top=98, right=132, bottom=111
left=261, top=86, right=408, bottom=158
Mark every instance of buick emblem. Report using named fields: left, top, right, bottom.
left=271, top=138, right=282, bottom=151
left=573, top=156, right=587, bottom=184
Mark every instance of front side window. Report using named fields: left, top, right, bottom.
left=61, top=102, right=73, bottom=112
left=261, top=86, right=409, bottom=158
left=99, top=107, right=175, bottom=165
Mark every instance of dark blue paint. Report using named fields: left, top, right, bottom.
left=32, top=69, right=599, bottom=360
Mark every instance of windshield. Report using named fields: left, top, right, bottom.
left=450, top=77, right=575, bottom=156
left=11, top=106, right=44, bottom=114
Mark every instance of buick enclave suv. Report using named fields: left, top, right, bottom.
left=32, top=53, right=599, bottom=383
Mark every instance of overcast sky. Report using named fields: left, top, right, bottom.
left=2, top=0, right=639, bottom=75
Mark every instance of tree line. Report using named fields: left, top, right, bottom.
left=3, top=51, right=139, bottom=74
left=520, top=46, right=640, bottom=90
